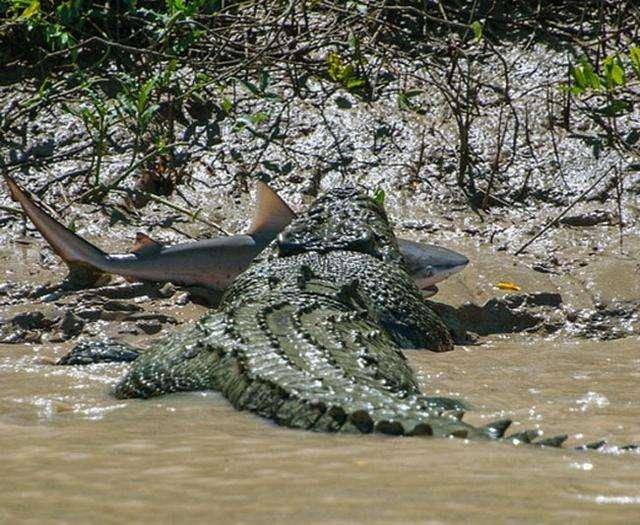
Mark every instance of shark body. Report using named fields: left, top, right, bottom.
left=3, top=174, right=468, bottom=295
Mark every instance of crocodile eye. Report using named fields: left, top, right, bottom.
left=278, top=221, right=310, bottom=255
left=277, top=230, right=299, bottom=255
left=347, top=228, right=374, bottom=252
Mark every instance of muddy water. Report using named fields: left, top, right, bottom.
left=1, top=334, right=638, bottom=524
left=1, top=191, right=639, bottom=523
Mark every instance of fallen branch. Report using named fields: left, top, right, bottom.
left=513, top=165, right=615, bottom=255
left=114, top=188, right=231, bottom=236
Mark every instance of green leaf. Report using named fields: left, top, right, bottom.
left=629, top=45, right=640, bottom=78
left=137, top=79, right=156, bottom=114
left=581, top=59, right=601, bottom=90
left=167, top=0, right=186, bottom=14
left=251, top=112, right=269, bottom=125
left=220, top=97, right=233, bottom=114
left=20, top=0, right=40, bottom=19
left=571, top=59, right=603, bottom=93
left=611, top=63, right=625, bottom=86
left=140, top=104, right=159, bottom=126
left=240, top=79, right=261, bottom=97
left=326, top=52, right=366, bottom=93
left=571, top=63, right=588, bottom=90
left=372, top=188, right=385, bottom=206
left=602, top=55, right=626, bottom=89
left=471, top=21, right=483, bottom=40
left=249, top=111, right=269, bottom=125
left=56, top=0, right=82, bottom=25
left=345, top=77, right=365, bottom=89
left=327, top=52, right=343, bottom=83
left=259, top=70, right=269, bottom=91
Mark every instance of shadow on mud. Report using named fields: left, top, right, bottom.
left=428, top=292, right=640, bottom=344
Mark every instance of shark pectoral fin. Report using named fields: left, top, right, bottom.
left=132, top=232, right=163, bottom=256
left=247, top=180, right=296, bottom=237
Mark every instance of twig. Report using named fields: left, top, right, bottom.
left=61, top=141, right=188, bottom=208
left=482, top=104, right=506, bottom=209
left=514, top=166, right=615, bottom=255
left=114, top=188, right=231, bottom=236
left=615, top=167, right=624, bottom=251
left=545, top=86, right=569, bottom=189
left=35, top=168, right=90, bottom=196
left=0, top=203, right=23, bottom=216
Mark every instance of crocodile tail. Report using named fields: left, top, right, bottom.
left=3, top=174, right=108, bottom=285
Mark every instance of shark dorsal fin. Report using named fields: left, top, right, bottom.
left=132, top=232, right=163, bottom=256
left=247, top=181, right=295, bottom=237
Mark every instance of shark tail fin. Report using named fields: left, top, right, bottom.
left=247, top=180, right=295, bottom=239
left=3, top=173, right=109, bottom=286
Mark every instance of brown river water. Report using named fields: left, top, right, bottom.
left=1, top=215, right=639, bottom=523
left=1, top=335, right=639, bottom=524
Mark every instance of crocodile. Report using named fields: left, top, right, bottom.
left=58, top=185, right=601, bottom=448
left=4, top=174, right=467, bottom=296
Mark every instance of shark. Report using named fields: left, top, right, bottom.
left=3, top=174, right=468, bottom=296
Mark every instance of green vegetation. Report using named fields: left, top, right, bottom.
left=0, top=1, right=638, bottom=214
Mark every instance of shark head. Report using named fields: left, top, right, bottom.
left=398, top=239, right=469, bottom=297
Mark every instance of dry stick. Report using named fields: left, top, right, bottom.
left=0, top=203, right=22, bottom=216
left=615, top=167, right=624, bottom=251
left=545, top=86, right=569, bottom=189
left=482, top=104, right=505, bottom=209
left=59, top=141, right=188, bottom=210
left=514, top=166, right=615, bottom=255
left=113, top=188, right=231, bottom=236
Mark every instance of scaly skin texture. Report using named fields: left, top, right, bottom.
left=69, top=187, right=574, bottom=444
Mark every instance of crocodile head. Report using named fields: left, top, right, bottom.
left=277, top=187, right=403, bottom=265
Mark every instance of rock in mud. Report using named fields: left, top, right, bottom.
left=11, top=310, right=56, bottom=330
left=57, top=339, right=139, bottom=365
left=429, top=292, right=565, bottom=339
left=568, top=300, right=640, bottom=340
left=431, top=292, right=640, bottom=343
left=0, top=309, right=58, bottom=343
left=95, top=300, right=143, bottom=321
left=103, top=300, right=143, bottom=312
left=154, top=282, right=178, bottom=299
left=58, top=310, right=84, bottom=338
left=559, top=210, right=617, bottom=227
left=137, top=320, right=163, bottom=334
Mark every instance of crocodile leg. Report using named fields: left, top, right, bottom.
left=111, top=317, right=223, bottom=398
